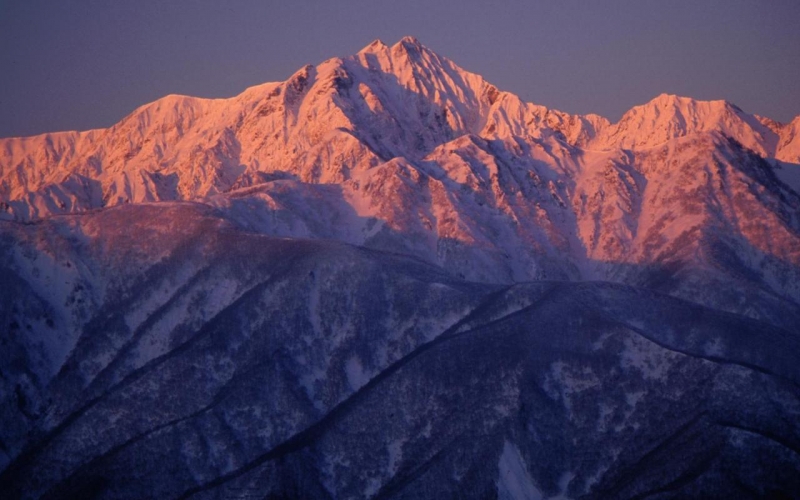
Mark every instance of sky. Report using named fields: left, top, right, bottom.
left=1, top=0, right=799, bottom=138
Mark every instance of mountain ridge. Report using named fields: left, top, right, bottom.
left=1, top=37, right=799, bottom=323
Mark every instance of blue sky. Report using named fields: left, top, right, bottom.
left=1, top=0, right=799, bottom=137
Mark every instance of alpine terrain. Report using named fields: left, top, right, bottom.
left=1, top=37, right=799, bottom=499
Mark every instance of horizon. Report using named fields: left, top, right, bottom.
left=2, top=1, right=799, bottom=138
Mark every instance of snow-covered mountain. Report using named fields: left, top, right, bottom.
left=2, top=37, right=798, bottom=207
left=1, top=37, right=800, bottom=498
left=2, top=36, right=799, bottom=329
left=1, top=204, right=799, bottom=499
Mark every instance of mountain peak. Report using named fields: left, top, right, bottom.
left=398, top=35, right=422, bottom=47
left=644, top=93, right=711, bottom=110
left=589, top=92, right=778, bottom=152
left=392, top=36, right=427, bottom=57
left=358, top=37, right=426, bottom=57
left=651, top=93, right=692, bottom=107
left=651, top=92, right=680, bottom=102
left=359, top=39, right=388, bottom=54
left=1, top=37, right=795, bottom=224
left=643, top=93, right=753, bottom=119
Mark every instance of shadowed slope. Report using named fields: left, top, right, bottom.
left=0, top=203, right=798, bottom=498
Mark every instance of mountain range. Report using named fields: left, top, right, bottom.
left=1, top=37, right=799, bottom=499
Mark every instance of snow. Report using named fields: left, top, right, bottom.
left=2, top=211, right=798, bottom=498
left=552, top=471, right=576, bottom=500
left=592, top=94, right=776, bottom=155
left=345, top=354, right=369, bottom=391
left=131, top=276, right=244, bottom=367
left=619, top=334, right=678, bottom=381
left=775, top=116, right=800, bottom=164
left=772, top=160, right=800, bottom=194
left=496, top=441, right=543, bottom=500
left=7, top=242, right=85, bottom=378
left=544, top=361, right=601, bottom=414
left=2, top=36, right=791, bottom=227
left=386, top=439, right=403, bottom=474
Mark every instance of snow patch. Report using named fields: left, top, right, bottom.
left=497, top=441, right=542, bottom=500
left=345, top=354, right=369, bottom=391
left=619, top=334, right=678, bottom=380
left=387, top=439, right=404, bottom=474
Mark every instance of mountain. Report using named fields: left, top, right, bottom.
left=1, top=37, right=800, bottom=498
left=2, top=37, right=799, bottom=328
left=1, top=204, right=799, bottom=499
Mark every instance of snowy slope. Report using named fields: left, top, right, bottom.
left=775, top=116, right=800, bottom=163
left=590, top=94, right=778, bottom=154
left=770, top=116, right=800, bottom=193
left=0, top=204, right=799, bottom=499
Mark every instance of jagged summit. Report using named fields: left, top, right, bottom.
left=359, top=38, right=389, bottom=53
left=0, top=37, right=799, bottom=324
left=1, top=36, right=797, bottom=200
left=393, top=35, right=426, bottom=54
left=398, top=34, right=422, bottom=45
left=358, top=37, right=417, bottom=53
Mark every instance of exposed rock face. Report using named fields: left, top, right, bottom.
left=1, top=38, right=799, bottom=499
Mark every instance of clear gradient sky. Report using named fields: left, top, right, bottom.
left=1, top=0, right=799, bottom=138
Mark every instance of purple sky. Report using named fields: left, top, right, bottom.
left=1, top=0, right=799, bottom=138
